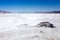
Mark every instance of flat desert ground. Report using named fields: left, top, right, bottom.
left=0, top=13, right=60, bottom=40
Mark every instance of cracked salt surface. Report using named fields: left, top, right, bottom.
left=0, top=13, right=60, bottom=40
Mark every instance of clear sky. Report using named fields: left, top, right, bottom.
left=0, top=0, right=60, bottom=12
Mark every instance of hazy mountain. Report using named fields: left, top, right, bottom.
left=0, top=10, right=12, bottom=13
left=0, top=10, right=60, bottom=13
left=47, top=11, right=60, bottom=13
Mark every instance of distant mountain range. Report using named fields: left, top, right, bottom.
left=34, top=11, right=60, bottom=13
left=0, top=10, right=60, bottom=13
left=17, top=11, right=60, bottom=13
left=47, top=11, right=60, bottom=13
left=0, top=10, right=12, bottom=13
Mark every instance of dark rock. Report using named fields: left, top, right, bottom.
left=36, top=22, right=55, bottom=28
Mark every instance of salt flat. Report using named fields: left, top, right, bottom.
left=0, top=13, right=60, bottom=40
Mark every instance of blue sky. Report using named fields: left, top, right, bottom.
left=0, top=0, right=60, bottom=12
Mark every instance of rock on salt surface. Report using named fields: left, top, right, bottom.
left=0, top=13, right=60, bottom=40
